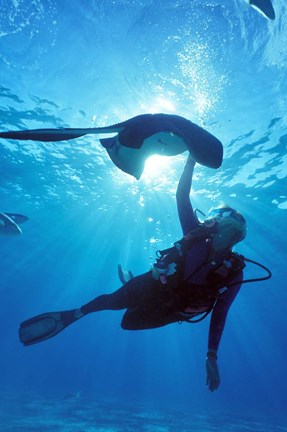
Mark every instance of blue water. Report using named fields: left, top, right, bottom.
left=1, top=0, right=287, bottom=430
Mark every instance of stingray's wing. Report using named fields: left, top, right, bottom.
left=4, top=213, right=29, bottom=225
left=100, top=136, right=147, bottom=180
left=175, top=118, right=223, bottom=169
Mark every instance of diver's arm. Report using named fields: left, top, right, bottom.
left=206, top=275, right=242, bottom=391
left=176, top=155, right=198, bottom=234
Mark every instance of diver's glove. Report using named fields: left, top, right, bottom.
left=152, top=261, right=177, bottom=284
left=206, top=351, right=220, bottom=391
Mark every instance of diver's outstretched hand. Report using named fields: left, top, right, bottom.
left=186, top=153, right=196, bottom=165
left=206, top=353, right=220, bottom=391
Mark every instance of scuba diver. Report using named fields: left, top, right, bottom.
left=19, top=155, right=270, bottom=392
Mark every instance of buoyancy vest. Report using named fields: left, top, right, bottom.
left=178, top=251, right=245, bottom=313
left=153, top=248, right=245, bottom=323
left=152, top=224, right=246, bottom=293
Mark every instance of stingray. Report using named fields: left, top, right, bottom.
left=0, top=213, right=29, bottom=236
left=244, top=0, right=275, bottom=20
left=0, top=113, right=223, bottom=179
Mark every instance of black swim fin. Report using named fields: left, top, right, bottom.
left=19, top=309, right=83, bottom=346
left=118, top=264, right=134, bottom=285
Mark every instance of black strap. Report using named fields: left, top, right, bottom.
left=178, top=302, right=215, bottom=324
left=227, top=256, right=272, bottom=287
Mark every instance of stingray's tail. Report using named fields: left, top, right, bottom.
left=0, top=126, right=122, bottom=142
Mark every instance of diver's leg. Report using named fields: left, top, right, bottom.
left=121, top=305, right=183, bottom=330
left=81, top=272, right=161, bottom=314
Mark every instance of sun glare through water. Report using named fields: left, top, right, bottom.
left=141, top=155, right=175, bottom=183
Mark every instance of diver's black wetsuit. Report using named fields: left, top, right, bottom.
left=81, top=158, right=242, bottom=352
left=82, top=271, right=184, bottom=329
